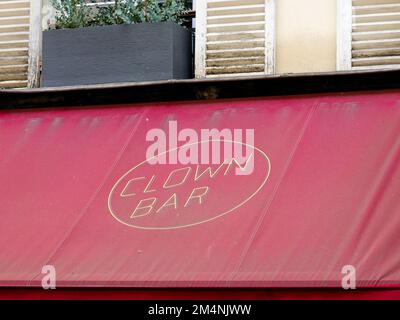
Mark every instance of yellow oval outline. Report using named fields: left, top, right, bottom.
left=108, top=139, right=271, bottom=230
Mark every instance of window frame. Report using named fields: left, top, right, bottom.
left=336, top=0, right=352, bottom=71
left=28, top=0, right=43, bottom=88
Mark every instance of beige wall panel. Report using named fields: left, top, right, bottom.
left=276, top=0, right=337, bottom=74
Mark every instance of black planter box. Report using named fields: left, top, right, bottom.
left=42, top=22, right=192, bottom=87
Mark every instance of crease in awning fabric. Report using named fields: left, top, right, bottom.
left=26, top=109, right=149, bottom=287
left=230, top=102, right=318, bottom=285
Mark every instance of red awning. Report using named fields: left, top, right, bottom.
left=1, top=90, right=399, bottom=288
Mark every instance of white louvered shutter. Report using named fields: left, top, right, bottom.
left=0, top=0, right=41, bottom=89
left=0, top=0, right=30, bottom=88
left=338, top=0, right=400, bottom=70
left=195, top=0, right=275, bottom=78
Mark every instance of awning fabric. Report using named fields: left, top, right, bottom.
left=1, top=90, right=399, bottom=288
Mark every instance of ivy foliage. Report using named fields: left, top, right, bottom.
left=50, top=0, right=188, bottom=29
left=50, top=0, right=94, bottom=28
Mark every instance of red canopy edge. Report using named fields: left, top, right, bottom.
left=1, top=288, right=400, bottom=300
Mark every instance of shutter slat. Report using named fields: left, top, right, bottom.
left=352, top=64, right=400, bottom=70
left=0, top=23, right=29, bottom=32
left=0, top=16, right=29, bottom=26
left=353, top=21, right=400, bottom=32
left=353, top=3, right=400, bottom=14
left=0, top=79, right=27, bottom=88
left=352, top=55, right=400, bottom=66
left=353, top=38, right=400, bottom=49
left=207, top=40, right=264, bottom=50
left=207, top=31, right=264, bottom=42
left=206, top=64, right=265, bottom=75
left=207, top=49, right=264, bottom=59
left=0, top=73, right=27, bottom=81
left=353, top=29, right=400, bottom=41
left=0, top=40, right=29, bottom=49
left=0, top=64, right=28, bottom=73
left=353, top=12, right=400, bottom=23
left=207, top=13, right=265, bottom=24
left=208, top=23, right=265, bottom=34
left=0, top=56, right=27, bottom=65
left=207, top=5, right=264, bottom=16
left=352, top=0, right=400, bottom=5
left=0, top=8, right=30, bottom=18
left=207, top=0, right=264, bottom=9
left=352, top=47, right=400, bottom=58
left=0, top=31, right=29, bottom=41
left=0, top=48, right=28, bottom=57
left=207, top=57, right=265, bottom=67
left=0, top=1, right=30, bottom=10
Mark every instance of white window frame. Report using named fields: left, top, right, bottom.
left=195, top=0, right=276, bottom=78
left=28, top=0, right=43, bottom=88
left=336, top=0, right=352, bottom=71
left=265, top=0, right=276, bottom=75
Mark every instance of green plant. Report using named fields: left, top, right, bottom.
left=92, top=0, right=142, bottom=26
left=50, top=0, right=95, bottom=29
left=51, top=0, right=188, bottom=29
